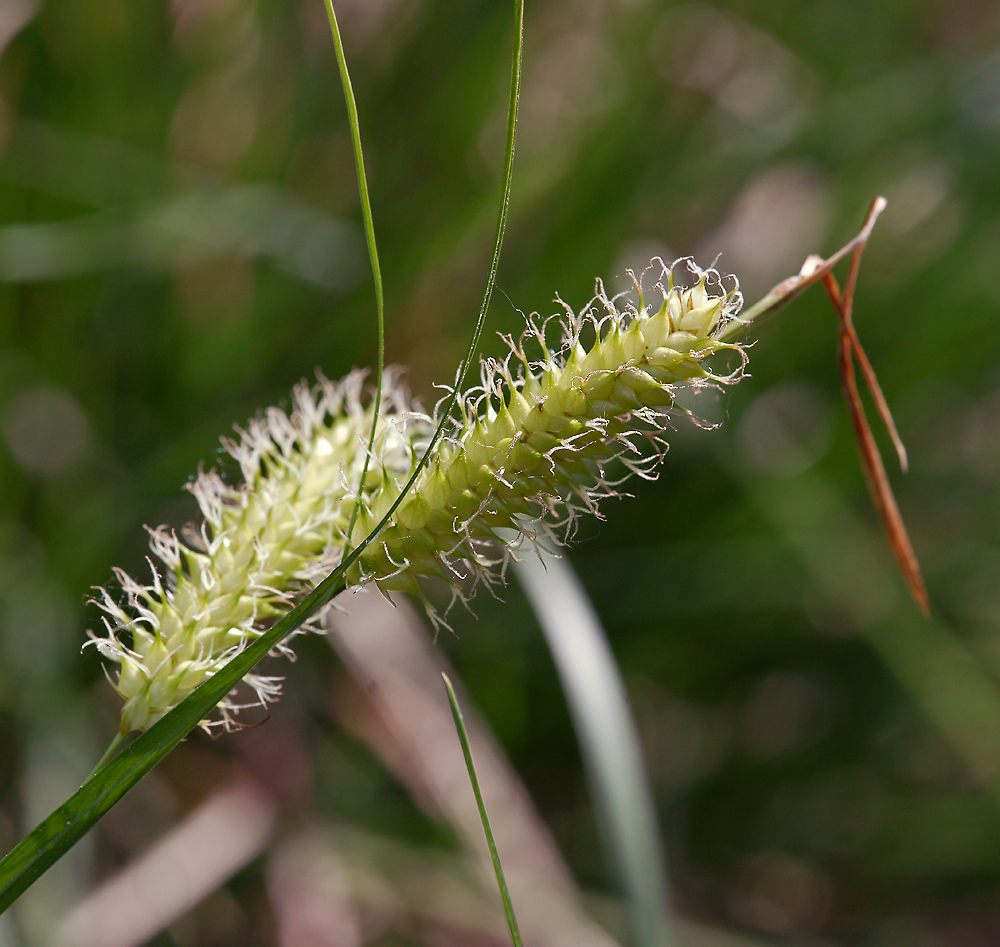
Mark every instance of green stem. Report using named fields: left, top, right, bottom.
left=718, top=282, right=801, bottom=344
left=442, top=674, right=523, bottom=947
left=718, top=197, right=888, bottom=345
left=406, top=0, right=523, bottom=474
left=324, top=0, right=385, bottom=546
left=88, top=732, right=124, bottom=780
left=0, top=573, right=348, bottom=913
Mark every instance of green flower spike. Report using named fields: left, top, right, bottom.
left=91, top=257, right=744, bottom=734
left=348, top=257, right=744, bottom=599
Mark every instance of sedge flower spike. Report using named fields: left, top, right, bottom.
left=91, top=258, right=745, bottom=734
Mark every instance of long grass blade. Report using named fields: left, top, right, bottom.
left=423, top=0, right=523, bottom=435
left=324, top=0, right=386, bottom=543
left=442, top=674, right=523, bottom=947
left=513, top=550, right=674, bottom=947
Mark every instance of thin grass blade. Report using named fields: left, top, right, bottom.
left=513, top=550, right=674, bottom=947
left=324, top=0, right=387, bottom=542
left=442, top=673, right=523, bottom=947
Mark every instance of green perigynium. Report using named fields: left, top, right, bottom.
left=92, top=258, right=744, bottom=734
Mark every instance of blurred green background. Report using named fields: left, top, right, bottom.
left=1, top=0, right=1000, bottom=944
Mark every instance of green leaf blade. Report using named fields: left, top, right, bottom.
left=514, top=550, right=675, bottom=947
left=442, top=673, right=523, bottom=947
left=0, top=572, right=346, bottom=913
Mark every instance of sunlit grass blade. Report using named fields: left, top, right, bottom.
left=324, top=0, right=386, bottom=544
left=442, top=673, right=523, bottom=947
left=0, top=0, right=526, bottom=911
left=513, top=550, right=674, bottom=947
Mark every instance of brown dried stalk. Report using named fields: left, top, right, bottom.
left=819, top=200, right=930, bottom=616
left=722, top=197, right=930, bottom=616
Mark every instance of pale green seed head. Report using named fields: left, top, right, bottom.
left=91, top=258, right=744, bottom=733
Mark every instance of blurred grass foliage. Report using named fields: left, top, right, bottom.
left=0, top=0, right=1000, bottom=944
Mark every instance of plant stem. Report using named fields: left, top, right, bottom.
left=88, top=733, right=124, bottom=780
left=323, top=0, right=386, bottom=546
left=718, top=197, right=887, bottom=345
left=442, top=673, right=523, bottom=947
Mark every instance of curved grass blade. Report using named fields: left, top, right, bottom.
left=324, top=0, right=386, bottom=544
left=0, top=568, right=345, bottom=913
left=513, top=550, right=674, bottom=947
left=425, top=0, right=523, bottom=431
left=0, top=0, right=525, bottom=911
left=442, top=673, right=523, bottom=947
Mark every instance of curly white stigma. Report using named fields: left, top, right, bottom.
left=92, top=258, right=744, bottom=734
